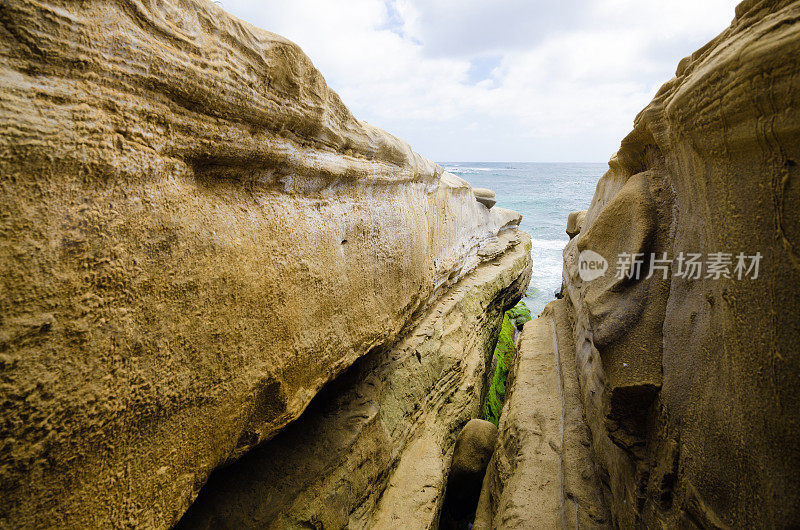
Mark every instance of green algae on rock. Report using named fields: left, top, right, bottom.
left=483, top=312, right=517, bottom=426
left=507, top=301, right=532, bottom=330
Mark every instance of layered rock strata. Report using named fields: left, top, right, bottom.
left=0, top=0, right=530, bottom=527
left=477, top=1, right=800, bottom=528
left=562, top=2, right=800, bottom=526
left=176, top=230, right=531, bottom=529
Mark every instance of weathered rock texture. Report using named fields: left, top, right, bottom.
left=176, top=230, right=530, bottom=529
left=560, top=1, right=800, bottom=527
left=474, top=300, right=609, bottom=529
left=566, top=210, right=586, bottom=239
left=472, top=188, right=497, bottom=209
left=475, top=2, right=800, bottom=528
left=0, top=0, right=531, bottom=527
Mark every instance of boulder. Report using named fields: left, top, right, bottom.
left=566, top=210, right=587, bottom=238
left=473, top=187, right=497, bottom=209
left=440, top=419, right=499, bottom=528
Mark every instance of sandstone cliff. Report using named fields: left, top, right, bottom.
left=177, top=230, right=530, bottom=529
left=0, top=0, right=531, bottom=527
left=477, top=1, right=800, bottom=527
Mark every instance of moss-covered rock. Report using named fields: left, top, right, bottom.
left=483, top=313, right=517, bottom=426
left=507, top=301, right=532, bottom=330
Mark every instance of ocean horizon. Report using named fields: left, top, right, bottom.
left=441, top=162, right=607, bottom=316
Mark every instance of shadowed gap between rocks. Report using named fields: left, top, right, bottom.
left=439, top=301, right=531, bottom=529
left=174, top=253, right=531, bottom=529
left=174, top=327, right=498, bottom=530
left=175, top=343, right=389, bottom=529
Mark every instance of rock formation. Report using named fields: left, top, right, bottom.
left=176, top=230, right=530, bottom=529
left=475, top=301, right=610, bottom=529
left=473, top=188, right=497, bottom=209
left=3, top=0, right=799, bottom=527
left=476, top=1, right=800, bottom=528
left=440, top=419, right=499, bottom=529
left=566, top=210, right=586, bottom=239
left=0, top=0, right=531, bottom=527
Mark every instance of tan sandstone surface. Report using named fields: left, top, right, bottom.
left=0, top=0, right=531, bottom=527
left=477, top=1, right=800, bottom=528
left=474, top=299, right=609, bottom=529
left=176, top=230, right=531, bottom=529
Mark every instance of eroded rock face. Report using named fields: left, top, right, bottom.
left=474, top=2, right=800, bottom=528
left=0, top=1, right=529, bottom=527
left=176, top=231, right=531, bottom=529
left=561, top=1, right=800, bottom=527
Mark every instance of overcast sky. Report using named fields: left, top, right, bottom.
left=219, top=0, right=740, bottom=162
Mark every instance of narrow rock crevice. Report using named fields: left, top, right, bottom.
left=174, top=232, right=532, bottom=529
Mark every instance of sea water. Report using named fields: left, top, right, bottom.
left=441, top=162, right=606, bottom=317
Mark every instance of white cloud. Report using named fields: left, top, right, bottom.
left=218, top=0, right=740, bottom=161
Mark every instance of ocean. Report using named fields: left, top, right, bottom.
left=441, top=162, right=607, bottom=317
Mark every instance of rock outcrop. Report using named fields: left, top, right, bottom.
left=176, top=230, right=530, bottom=529
left=473, top=188, right=497, bottom=209
left=566, top=210, right=586, bottom=239
left=477, top=1, right=800, bottom=528
left=0, top=0, right=531, bottom=527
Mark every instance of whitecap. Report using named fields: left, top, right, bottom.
left=443, top=166, right=513, bottom=174
left=531, top=239, right=568, bottom=251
